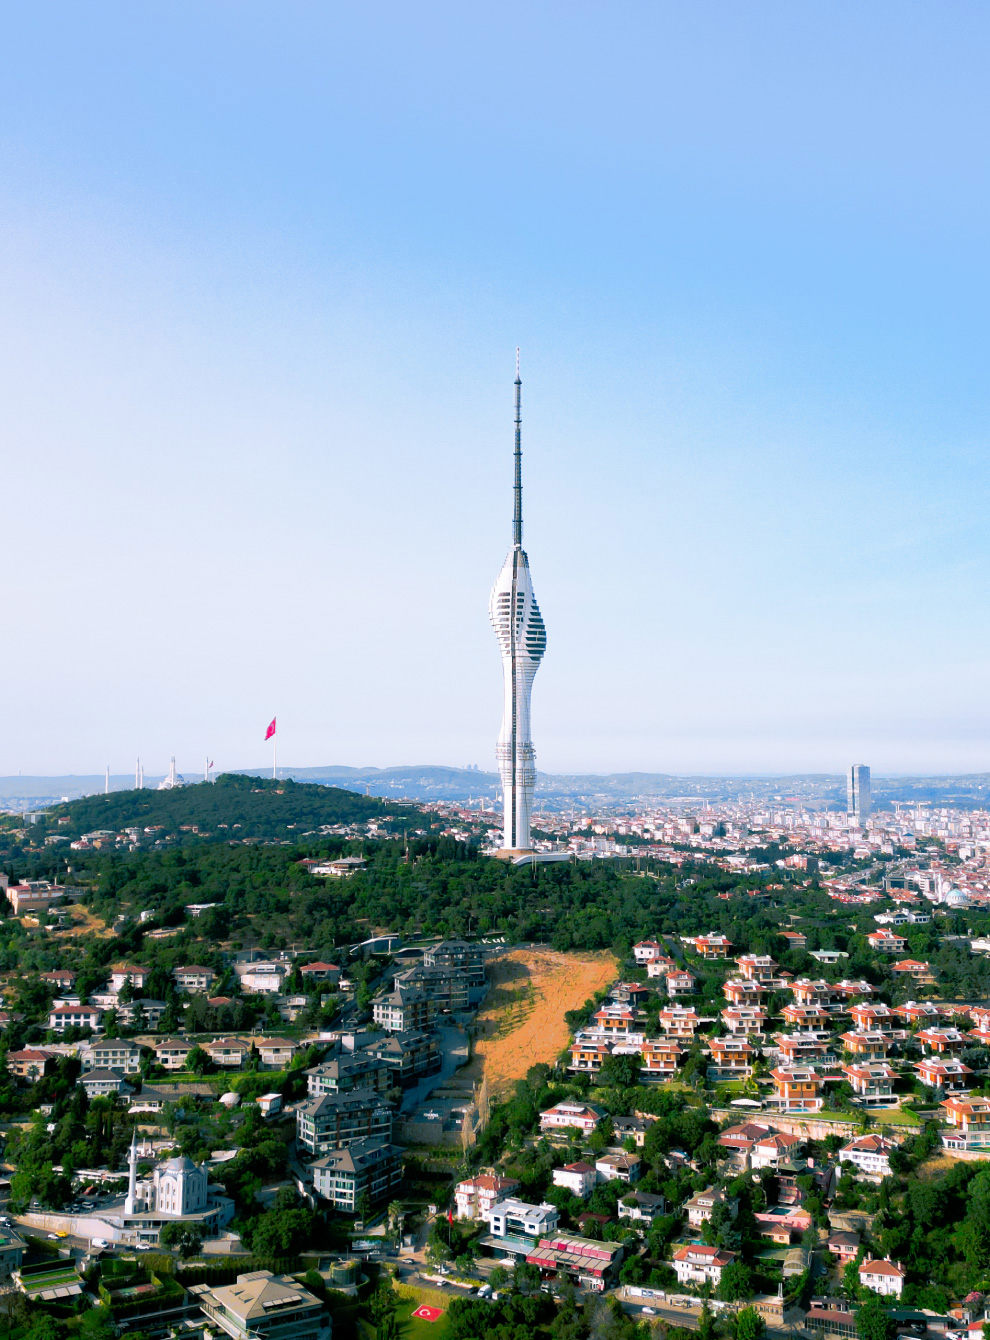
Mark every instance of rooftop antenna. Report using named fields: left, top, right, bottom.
left=513, top=347, right=523, bottom=548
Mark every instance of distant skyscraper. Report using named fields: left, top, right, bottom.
left=847, top=764, right=871, bottom=821
left=489, top=355, right=547, bottom=856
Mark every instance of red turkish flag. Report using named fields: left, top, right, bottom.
left=264, top=717, right=276, bottom=741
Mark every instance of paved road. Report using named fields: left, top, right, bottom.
left=399, top=1026, right=470, bottom=1115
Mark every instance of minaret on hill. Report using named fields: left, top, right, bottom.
left=489, top=352, right=547, bottom=857
left=125, top=1129, right=138, bottom=1215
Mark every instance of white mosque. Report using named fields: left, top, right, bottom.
left=104, top=1133, right=235, bottom=1246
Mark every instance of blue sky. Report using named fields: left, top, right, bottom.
left=3, top=2, right=990, bottom=776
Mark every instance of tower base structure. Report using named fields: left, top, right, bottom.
left=494, top=848, right=573, bottom=867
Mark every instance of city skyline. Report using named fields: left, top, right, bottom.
left=5, top=5, right=990, bottom=775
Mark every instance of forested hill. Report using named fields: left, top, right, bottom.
left=17, top=774, right=414, bottom=846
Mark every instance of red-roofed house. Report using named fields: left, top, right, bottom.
left=672, top=1244, right=736, bottom=1287
left=859, top=1258, right=905, bottom=1298
left=941, top=1095, right=990, bottom=1151
left=916, top=1057, right=972, bottom=1092
left=842, top=1062, right=897, bottom=1106
left=455, top=1173, right=521, bottom=1220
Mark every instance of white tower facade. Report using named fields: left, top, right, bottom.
left=489, top=357, right=547, bottom=855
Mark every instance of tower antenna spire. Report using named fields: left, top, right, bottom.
left=513, top=348, right=523, bottom=548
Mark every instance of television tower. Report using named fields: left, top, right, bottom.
left=489, top=352, right=547, bottom=856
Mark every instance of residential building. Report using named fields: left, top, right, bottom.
left=827, top=1231, right=861, bottom=1265
left=722, top=1006, right=768, bottom=1035
left=296, top=1089, right=393, bottom=1158
left=568, top=1040, right=612, bottom=1075
left=780, top=929, right=808, bottom=952
left=658, top=1006, right=702, bottom=1037
left=40, top=970, right=76, bottom=992
left=49, top=1004, right=102, bottom=1033
left=941, top=1095, right=990, bottom=1151
left=723, top=978, right=769, bottom=1007
left=81, top=1068, right=131, bottom=1098
left=915, top=1057, right=972, bottom=1092
left=867, top=930, right=906, bottom=954
left=372, top=985, right=436, bottom=1034
left=255, top=1037, right=299, bottom=1069
left=172, top=966, right=217, bottom=993
left=849, top=1003, right=896, bottom=1032
left=552, top=1162, right=598, bottom=1198
left=83, top=1040, right=144, bottom=1073
left=645, top=958, right=679, bottom=980
left=305, top=1053, right=390, bottom=1097
left=859, top=1258, right=905, bottom=1298
left=839, top=1031, right=891, bottom=1060
left=640, top=1037, right=683, bottom=1078
left=155, top=1038, right=194, bottom=1071
left=771, top=1066, right=824, bottom=1112
left=202, top=1037, right=252, bottom=1069
left=737, top=954, right=778, bottom=982
left=360, top=1029, right=441, bottom=1086
left=117, top=998, right=167, bottom=1030
left=235, top=961, right=288, bottom=995
left=299, top=961, right=342, bottom=985
left=686, top=933, right=732, bottom=959
left=613, top=1115, right=653, bottom=1147
left=686, top=1187, right=734, bottom=1228
left=109, top=964, right=151, bottom=993
left=7, top=1048, right=56, bottom=1080
left=311, top=1138, right=403, bottom=1212
left=486, top=1198, right=560, bottom=1240
left=395, top=964, right=471, bottom=1014
left=618, top=1191, right=666, bottom=1225
left=842, top=1062, right=898, bottom=1105
left=839, top=1133, right=899, bottom=1180
left=633, top=940, right=667, bottom=963
left=539, top=1101, right=604, bottom=1135
left=454, top=1173, right=521, bottom=1220
left=750, top=1132, right=803, bottom=1170
left=672, top=1244, right=736, bottom=1287
left=707, top=1037, right=754, bottom=1078
left=916, top=1027, right=966, bottom=1054
left=422, top=939, right=486, bottom=989
left=595, top=1153, right=641, bottom=1184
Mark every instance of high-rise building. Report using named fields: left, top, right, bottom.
left=489, top=356, right=547, bottom=856
left=847, top=764, right=871, bottom=822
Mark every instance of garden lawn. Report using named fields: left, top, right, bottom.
left=395, top=1292, right=451, bottom=1339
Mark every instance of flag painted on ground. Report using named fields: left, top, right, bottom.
left=264, top=717, right=276, bottom=740
left=412, top=1305, right=443, bottom=1323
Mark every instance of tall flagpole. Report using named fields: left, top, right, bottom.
left=273, top=728, right=277, bottom=781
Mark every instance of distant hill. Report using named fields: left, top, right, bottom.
left=20, top=773, right=413, bottom=844
left=5, top=765, right=990, bottom=813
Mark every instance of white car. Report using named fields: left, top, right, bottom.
left=91, top=1238, right=108, bottom=1249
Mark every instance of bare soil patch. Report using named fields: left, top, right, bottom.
left=463, top=947, right=617, bottom=1098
